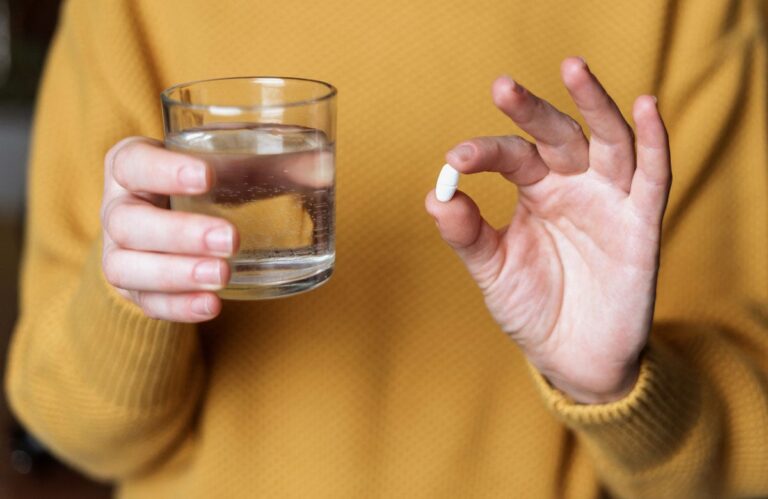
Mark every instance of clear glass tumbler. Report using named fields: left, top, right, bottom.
left=161, top=77, right=337, bottom=300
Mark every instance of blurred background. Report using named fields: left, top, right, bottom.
left=0, top=0, right=111, bottom=496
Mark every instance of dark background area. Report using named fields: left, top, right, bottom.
left=0, top=1, right=112, bottom=497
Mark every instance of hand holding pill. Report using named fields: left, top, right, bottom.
left=426, top=57, right=671, bottom=404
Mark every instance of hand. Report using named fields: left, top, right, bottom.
left=425, top=58, right=671, bottom=403
left=100, top=137, right=239, bottom=322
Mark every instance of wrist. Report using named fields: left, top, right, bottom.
left=537, top=360, right=642, bottom=404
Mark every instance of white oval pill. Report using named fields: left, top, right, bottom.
left=435, top=164, right=460, bottom=202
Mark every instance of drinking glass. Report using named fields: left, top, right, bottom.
left=161, top=77, right=337, bottom=300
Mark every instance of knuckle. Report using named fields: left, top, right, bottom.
left=102, top=251, right=123, bottom=287
left=515, top=102, right=536, bottom=126
left=135, top=292, right=160, bottom=320
left=653, top=171, right=673, bottom=189
left=104, top=140, right=129, bottom=174
left=99, top=197, right=115, bottom=228
left=523, top=139, right=539, bottom=157
left=489, top=138, right=503, bottom=160
left=108, top=137, right=162, bottom=188
left=504, top=134, right=522, bottom=144
left=505, top=135, right=537, bottom=158
left=520, top=142, right=540, bottom=165
left=567, top=117, right=583, bottom=134
left=100, top=197, right=126, bottom=241
left=504, top=135, right=525, bottom=148
left=106, top=137, right=141, bottom=174
left=104, top=202, right=134, bottom=246
left=110, top=143, right=139, bottom=187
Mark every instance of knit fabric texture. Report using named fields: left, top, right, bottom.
left=5, top=1, right=768, bottom=497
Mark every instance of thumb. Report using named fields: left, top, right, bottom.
left=425, top=189, right=502, bottom=287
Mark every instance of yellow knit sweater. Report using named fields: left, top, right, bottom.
left=5, top=1, right=768, bottom=497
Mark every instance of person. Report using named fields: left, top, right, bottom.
left=4, top=0, right=767, bottom=497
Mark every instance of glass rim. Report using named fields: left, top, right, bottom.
left=160, top=76, right=337, bottom=112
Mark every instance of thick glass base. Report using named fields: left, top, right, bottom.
left=218, top=264, right=333, bottom=300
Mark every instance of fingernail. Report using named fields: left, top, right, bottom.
left=191, top=295, right=212, bottom=315
left=508, top=78, right=525, bottom=94
left=576, top=56, right=589, bottom=70
left=450, top=144, right=475, bottom=162
left=179, top=165, right=207, bottom=191
left=205, top=226, right=234, bottom=255
left=651, top=95, right=659, bottom=104
left=194, top=260, right=224, bottom=286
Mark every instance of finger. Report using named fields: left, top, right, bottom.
left=561, top=57, right=635, bottom=192
left=492, top=75, right=589, bottom=174
left=425, top=190, right=502, bottom=289
left=108, top=137, right=212, bottom=195
left=103, top=198, right=238, bottom=256
left=629, top=96, right=671, bottom=222
left=132, top=290, right=222, bottom=323
left=445, top=135, right=549, bottom=186
left=103, top=248, right=230, bottom=292
left=205, top=147, right=334, bottom=204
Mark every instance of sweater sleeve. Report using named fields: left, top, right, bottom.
left=531, top=3, right=768, bottom=498
left=4, top=0, right=205, bottom=481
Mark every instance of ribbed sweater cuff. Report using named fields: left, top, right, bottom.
left=528, top=340, right=701, bottom=471
left=67, top=244, right=201, bottom=411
